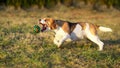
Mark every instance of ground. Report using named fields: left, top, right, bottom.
left=0, top=7, right=120, bottom=68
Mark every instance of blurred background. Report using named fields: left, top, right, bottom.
left=0, top=0, right=120, bottom=11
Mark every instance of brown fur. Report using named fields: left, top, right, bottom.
left=49, top=19, right=77, bottom=34
left=45, top=18, right=57, bottom=29
left=78, top=22, right=100, bottom=35
left=55, top=20, right=77, bottom=34
left=61, top=22, right=70, bottom=33
left=89, top=23, right=99, bottom=35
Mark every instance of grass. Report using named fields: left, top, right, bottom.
left=0, top=7, right=120, bottom=68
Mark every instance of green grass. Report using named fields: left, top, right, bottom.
left=0, top=8, right=120, bottom=68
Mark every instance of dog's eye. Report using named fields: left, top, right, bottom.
left=39, top=19, right=41, bottom=21
left=44, top=19, right=47, bottom=22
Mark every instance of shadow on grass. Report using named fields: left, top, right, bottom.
left=103, top=39, right=120, bottom=45
left=59, top=39, right=94, bottom=50
left=57, top=38, right=120, bottom=50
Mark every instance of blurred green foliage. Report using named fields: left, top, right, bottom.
left=0, top=0, right=120, bottom=9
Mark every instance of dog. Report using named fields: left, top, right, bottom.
left=38, top=18, right=112, bottom=51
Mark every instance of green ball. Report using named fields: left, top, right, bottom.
left=33, top=25, right=41, bottom=33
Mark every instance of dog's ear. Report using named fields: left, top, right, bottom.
left=42, top=18, right=51, bottom=25
left=45, top=18, right=57, bottom=30
left=51, top=20, right=57, bottom=30
left=45, top=18, right=53, bottom=23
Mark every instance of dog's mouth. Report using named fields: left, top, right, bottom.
left=40, top=24, right=47, bottom=32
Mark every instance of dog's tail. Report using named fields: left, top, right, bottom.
left=98, top=26, right=112, bottom=32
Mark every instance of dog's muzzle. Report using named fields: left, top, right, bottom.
left=38, top=19, right=47, bottom=32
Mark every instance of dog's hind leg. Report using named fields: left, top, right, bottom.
left=85, top=23, right=104, bottom=51
left=86, top=35, right=104, bottom=51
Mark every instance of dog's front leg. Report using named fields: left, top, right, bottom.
left=54, top=33, right=70, bottom=48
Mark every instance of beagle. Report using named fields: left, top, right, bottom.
left=39, top=18, right=112, bottom=51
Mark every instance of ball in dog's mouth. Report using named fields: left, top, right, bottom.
left=33, top=25, right=41, bottom=33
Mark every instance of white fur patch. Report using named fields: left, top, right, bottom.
left=54, top=27, right=69, bottom=41
left=70, top=24, right=84, bottom=40
left=53, top=27, right=71, bottom=47
left=40, top=19, right=46, bottom=24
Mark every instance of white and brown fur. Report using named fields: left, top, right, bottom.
left=39, top=18, right=112, bottom=51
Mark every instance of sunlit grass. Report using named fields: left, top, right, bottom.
left=0, top=8, right=120, bottom=68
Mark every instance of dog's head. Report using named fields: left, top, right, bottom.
left=38, top=18, right=57, bottom=32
